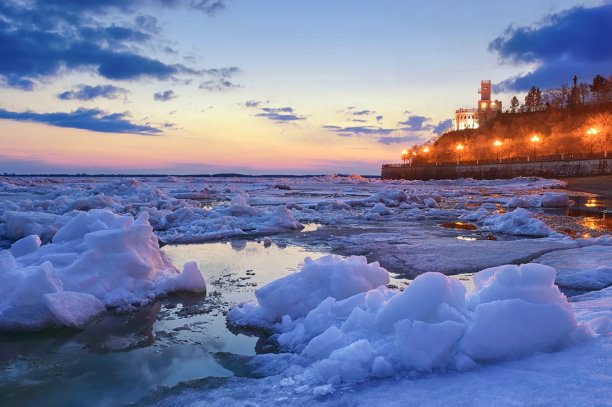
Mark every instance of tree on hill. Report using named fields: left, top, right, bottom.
left=510, top=96, right=519, bottom=113
left=590, top=74, right=609, bottom=104
left=524, top=87, right=535, bottom=112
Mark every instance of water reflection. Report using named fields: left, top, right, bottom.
left=0, top=240, right=331, bottom=406
left=540, top=195, right=612, bottom=234
left=438, top=222, right=478, bottom=231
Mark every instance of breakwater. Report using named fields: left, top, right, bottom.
left=381, top=157, right=612, bottom=180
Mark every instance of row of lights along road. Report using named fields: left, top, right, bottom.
left=401, top=127, right=600, bottom=164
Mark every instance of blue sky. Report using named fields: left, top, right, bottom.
left=0, top=0, right=610, bottom=174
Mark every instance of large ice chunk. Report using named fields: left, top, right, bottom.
left=0, top=209, right=205, bottom=331
left=481, top=208, right=553, bottom=237
left=228, top=258, right=587, bottom=388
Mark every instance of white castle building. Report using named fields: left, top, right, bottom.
left=454, top=80, right=502, bottom=130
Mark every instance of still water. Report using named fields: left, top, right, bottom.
left=0, top=241, right=331, bottom=406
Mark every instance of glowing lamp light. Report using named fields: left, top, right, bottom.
left=586, top=127, right=598, bottom=155
left=423, top=146, right=430, bottom=153
left=530, top=134, right=541, bottom=161
left=586, top=127, right=598, bottom=136
left=455, top=144, right=464, bottom=151
left=493, top=140, right=502, bottom=162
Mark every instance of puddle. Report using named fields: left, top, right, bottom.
left=541, top=195, right=612, bottom=233
left=438, top=222, right=478, bottom=231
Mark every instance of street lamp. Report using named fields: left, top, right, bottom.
left=530, top=134, right=541, bottom=161
left=586, top=127, right=598, bottom=155
left=422, top=146, right=431, bottom=164
left=493, top=140, right=502, bottom=162
left=401, top=149, right=409, bottom=164
left=455, top=143, right=464, bottom=165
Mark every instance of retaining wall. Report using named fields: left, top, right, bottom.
left=380, top=158, right=612, bottom=180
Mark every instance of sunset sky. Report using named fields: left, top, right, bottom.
left=0, top=0, right=610, bottom=175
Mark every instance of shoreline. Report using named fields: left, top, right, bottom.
left=559, top=175, right=612, bottom=198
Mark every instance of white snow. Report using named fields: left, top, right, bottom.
left=506, top=192, right=571, bottom=208
left=481, top=208, right=554, bottom=237
left=228, top=256, right=599, bottom=388
left=533, top=245, right=612, bottom=290
left=0, top=209, right=206, bottom=331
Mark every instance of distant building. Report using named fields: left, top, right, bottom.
left=453, top=80, right=502, bottom=131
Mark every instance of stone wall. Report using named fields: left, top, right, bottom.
left=381, top=158, right=612, bottom=180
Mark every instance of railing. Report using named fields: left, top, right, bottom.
left=382, top=152, right=610, bottom=168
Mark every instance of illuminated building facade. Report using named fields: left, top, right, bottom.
left=454, top=80, right=502, bottom=130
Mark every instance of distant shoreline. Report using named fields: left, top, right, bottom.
left=0, top=173, right=380, bottom=179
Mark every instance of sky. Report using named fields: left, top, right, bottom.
left=0, top=0, right=610, bottom=175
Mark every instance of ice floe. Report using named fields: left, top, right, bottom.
left=228, top=255, right=603, bottom=389
left=0, top=209, right=205, bottom=331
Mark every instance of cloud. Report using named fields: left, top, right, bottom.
left=244, top=100, right=262, bottom=108
left=433, top=119, right=453, bottom=135
left=256, top=107, right=305, bottom=123
left=490, top=4, right=612, bottom=91
left=324, top=111, right=451, bottom=144
left=153, top=89, right=176, bottom=101
left=58, top=84, right=128, bottom=100
left=199, top=78, right=240, bottom=91
left=352, top=109, right=373, bottom=116
left=0, top=0, right=228, bottom=89
left=398, top=115, right=434, bottom=131
left=0, top=107, right=161, bottom=134
left=202, top=67, right=240, bottom=78
left=377, top=135, right=425, bottom=145
left=323, top=125, right=394, bottom=136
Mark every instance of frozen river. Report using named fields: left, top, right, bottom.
left=0, top=175, right=610, bottom=406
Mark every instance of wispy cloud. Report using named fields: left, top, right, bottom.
left=377, top=135, right=425, bottom=145
left=58, top=84, right=128, bottom=101
left=199, top=79, right=240, bottom=92
left=256, top=107, right=305, bottom=123
left=0, top=107, right=162, bottom=135
left=323, top=125, right=394, bottom=136
left=154, top=89, right=177, bottom=101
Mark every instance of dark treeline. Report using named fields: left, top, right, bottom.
left=410, top=74, right=612, bottom=164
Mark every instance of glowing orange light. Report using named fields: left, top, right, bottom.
left=423, top=146, right=430, bottom=153
left=530, top=134, right=541, bottom=143
left=493, top=140, right=502, bottom=147
left=401, top=149, right=408, bottom=155
left=586, top=127, right=598, bottom=136
left=456, top=144, right=464, bottom=151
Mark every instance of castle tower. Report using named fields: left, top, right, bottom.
left=454, top=80, right=502, bottom=131
left=479, top=80, right=491, bottom=101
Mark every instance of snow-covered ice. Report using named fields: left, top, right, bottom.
left=0, top=174, right=609, bottom=406
left=228, top=255, right=600, bottom=389
left=533, top=245, right=612, bottom=290
left=0, top=209, right=206, bottom=331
